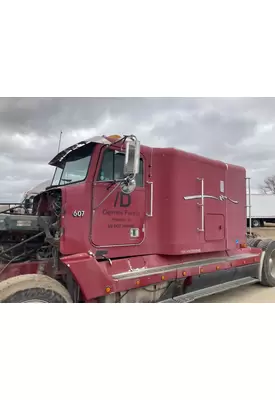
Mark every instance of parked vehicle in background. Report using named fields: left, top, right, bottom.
left=246, top=193, right=275, bottom=228
left=21, top=180, right=51, bottom=213
left=0, top=180, right=51, bottom=214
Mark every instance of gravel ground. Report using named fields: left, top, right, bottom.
left=196, top=225, right=275, bottom=303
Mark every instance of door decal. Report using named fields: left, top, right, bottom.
left=114, top=192, right=131, bottom=208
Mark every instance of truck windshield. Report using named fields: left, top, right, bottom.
left=51, top=143, right=95, bottom=186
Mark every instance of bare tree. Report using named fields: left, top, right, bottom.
left=259, top=175, right=275, bottom=194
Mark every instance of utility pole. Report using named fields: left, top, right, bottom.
left=57, top=130, right=63, bottom=153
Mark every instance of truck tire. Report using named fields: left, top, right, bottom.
left=0, top=274, right=73, bottom=303
left=247, top=238, right=262, bottom=248
left=252, top=219, right=261, bottom=228
left=257, top=239, right=275, bottom=287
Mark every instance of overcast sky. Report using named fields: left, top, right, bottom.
left=0, top=97, right=274, bottom=201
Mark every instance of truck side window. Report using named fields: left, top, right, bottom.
left=98, top=149, right=114, bottom=182
left=97, top=149, right=144, bottom=187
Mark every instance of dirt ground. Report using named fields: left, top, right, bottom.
left=250, top=225, right=275, bottom=240
left=196, top=225, right=275, bottom=303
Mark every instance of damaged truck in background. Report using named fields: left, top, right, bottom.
left=0, top=180, right=51, bottom=215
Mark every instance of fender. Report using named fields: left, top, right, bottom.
left=0, top=260, right=52, bottom=283
left=60, top=253, right=113, bottom=301
left=257, top=250, right=266, bottom=281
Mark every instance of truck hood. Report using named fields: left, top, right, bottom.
left=49, top=135, right=115, bottom=167
left=23, top=180, right=52, bottom=199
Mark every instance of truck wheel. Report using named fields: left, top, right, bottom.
left=257, top=239, right=275, bottom=287
left=247, top=238, right=262, bottom=248
left=0, top=274, right=73, bottom=303
left=252, top=219, right=261, bottom=228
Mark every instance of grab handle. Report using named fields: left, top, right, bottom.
left=197, top=177, right=204, bottom=232
left=146, top=181, right=153, bottom=217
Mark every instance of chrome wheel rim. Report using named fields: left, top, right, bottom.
left=22, top=299, right=48, bottom=303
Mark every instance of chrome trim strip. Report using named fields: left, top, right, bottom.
left=112, top=253, right=259, bottom=280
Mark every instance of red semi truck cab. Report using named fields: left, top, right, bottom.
left=0, top=134, right=273, bottom=303
left=43, top=135, right=247, bottom=258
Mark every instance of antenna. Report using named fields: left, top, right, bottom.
left=57, top=130, right=63, bottom=153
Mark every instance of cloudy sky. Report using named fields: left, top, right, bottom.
left=0, top=97, right=274, bottom=201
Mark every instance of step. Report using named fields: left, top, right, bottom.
left=160, top=277, right=259, bottom=303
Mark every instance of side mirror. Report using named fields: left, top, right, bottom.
left=121, top=178, right=137, bottom=194
left=124, top=136, right=140, bottom=177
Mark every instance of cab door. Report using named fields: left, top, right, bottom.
left=91, top=147, right=146, bottom=247
left=202, top=162, right=227, bottom=250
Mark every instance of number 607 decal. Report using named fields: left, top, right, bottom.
left=72, top=210, right=85, bottom=217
